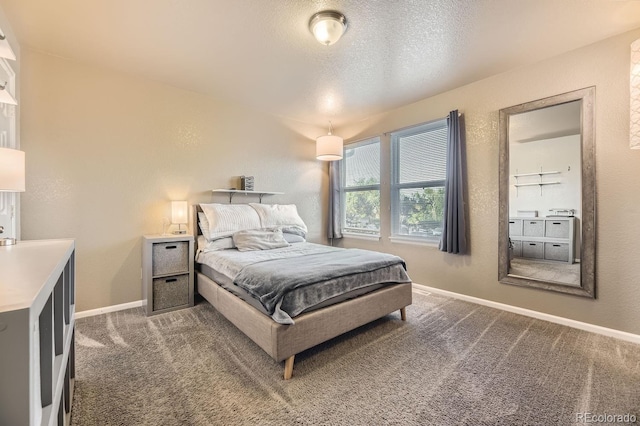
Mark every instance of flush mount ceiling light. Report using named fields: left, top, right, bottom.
left=309, top=11, right=348, bottom=46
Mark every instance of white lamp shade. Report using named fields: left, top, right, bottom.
left=0, top=85, right=16, bottom=105
left=309, top=12, right=347, bottom=46
left=631, top=39, right=640, bottom=149
left=0, top=147, right=25, bottom=192
left=0, top=36, right=15, bottom=61
left=316, top=134, right=343, bottom=161
left=171, top=201, right=188, bottom=225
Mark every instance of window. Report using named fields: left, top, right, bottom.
left=341, top=137, right=381, bottom=236
left=391, top=120, right=448, bottom=241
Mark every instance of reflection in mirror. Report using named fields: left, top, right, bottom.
left=508, top=101, right=581, bottom=286
left=498, top=88, right=595, bottom=298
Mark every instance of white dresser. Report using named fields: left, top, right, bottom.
left=0, top=240, right=76, bottom=426
left=509, top=217, right=576, bottom=263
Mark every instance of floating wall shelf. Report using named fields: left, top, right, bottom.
left=512, top=169, right=561, bottom=196
left=211, top=189, right=284, bottom=203
left=513, top=182, right=561, bottom=187
left=513, top=171, right=560, bottom=178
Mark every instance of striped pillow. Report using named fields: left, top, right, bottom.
left=197, top=212, right=211, bottom=241
left=200, top=203, right=262, bottom=241
left=249, top=203, right=308, bottom=236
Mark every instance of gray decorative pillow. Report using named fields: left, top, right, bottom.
left=282, top=233, right=305, bottom=244
left=232, top=229, right=290, bottom=252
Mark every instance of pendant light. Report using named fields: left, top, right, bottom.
left=316, top=122, right=343, bottom=161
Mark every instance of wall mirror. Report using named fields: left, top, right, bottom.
left=498, top=87, right=595, bottom=298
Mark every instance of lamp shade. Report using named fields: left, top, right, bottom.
left=631, top=38, right=640, bottom=149
left=0, top=147, right=25, bottom=192
left=316, top=133, right=343, bottom=161
left=309, top=11, right=347, bottom=46
left=171, top=201, right=188, bottom=225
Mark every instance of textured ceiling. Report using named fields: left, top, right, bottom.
left=2, top=0, right=640, bottom=127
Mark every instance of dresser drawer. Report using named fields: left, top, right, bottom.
left=522, top=241, right=544, bottom=259
left=523, top=220, right=544, bottom=237
left=152, top=241, right=189, bottom=276
left=153, top=274, right=189, bottom=311
left=544, top=242, right=569, bottom=262
left=508, top=219, right=522, bottom=236
left=545, top=220, right=570, bottom=238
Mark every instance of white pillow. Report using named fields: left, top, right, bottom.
left=249, top=203, right=308, bottom=236
left=198, top=212, right=211, bottom=241
left=200, top=203, right=261, bottom=241
left=198, top=235, right=235, bottom=252
left=232, top=229, right=290, bottom=252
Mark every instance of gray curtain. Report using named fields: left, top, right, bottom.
left=439, top=110, right=467, bottom=254
left=327, top=160, right=343, bottom=240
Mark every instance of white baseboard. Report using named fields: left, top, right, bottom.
left=75, top=286, right=640, bottom=345
left=76, top=300, right=144, bottom=319
left=413, top=283, right=640, bottom=345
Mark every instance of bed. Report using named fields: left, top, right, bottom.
left=192, top=203, right=412, bottom=379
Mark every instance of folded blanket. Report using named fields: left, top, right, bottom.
left=234, top=248, right=410, bottom=324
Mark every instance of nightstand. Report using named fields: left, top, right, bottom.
left=142, top=234, right=194, bottom=316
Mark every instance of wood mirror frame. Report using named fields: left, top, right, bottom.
left=498, top=87, right=596, bottom=298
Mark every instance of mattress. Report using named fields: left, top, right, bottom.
left=196, top=242, right=410, bottom=324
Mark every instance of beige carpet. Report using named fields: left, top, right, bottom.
left=71, top=288, right=639, bottom=425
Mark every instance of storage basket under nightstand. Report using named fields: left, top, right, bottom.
left=142, top=234, right=194, bottom=315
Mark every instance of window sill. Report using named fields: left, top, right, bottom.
left=342, top=233, right=381, bottom=241
left=389, top=236, right=440, bottom=247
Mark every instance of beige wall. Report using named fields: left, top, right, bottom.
left=20, top=49, right=327, bottom=311
left=336, top=28, right=640, bottom=335
left=19, top=24, right=640, bottom=334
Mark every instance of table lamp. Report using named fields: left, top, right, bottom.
left=171, top=201, right=188, bottom=234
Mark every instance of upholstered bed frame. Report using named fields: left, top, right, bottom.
left=192, top=205, right=412, bottom=379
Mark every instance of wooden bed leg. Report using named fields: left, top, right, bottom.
left=284, top=355, right=295, bottom=380
left=400, top=307, right=407, bottom=321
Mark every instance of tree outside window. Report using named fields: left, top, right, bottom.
left=391, top=120, right=448, bottom=241
left=341, top=138, right=380, bottom=235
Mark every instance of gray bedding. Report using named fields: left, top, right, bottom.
left=198, top=262, right=387, bottom=318
left=236, top=248, right=409, bottom=324
left=196, top=243, right=411, bottom=324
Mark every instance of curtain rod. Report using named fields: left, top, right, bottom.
left=382, top=111, right=462, bottom=136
